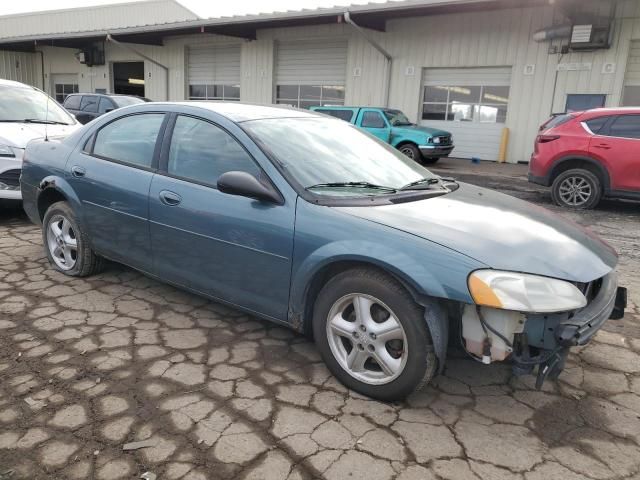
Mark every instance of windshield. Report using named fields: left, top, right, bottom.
left=0, top=85, right=75, bottom=124
left=243, top=117, right=437, bottom=197
left=114, top=96, right=146, bottom=107
left=383, top=109, right=412, bottom=126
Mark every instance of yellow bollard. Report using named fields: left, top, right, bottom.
left=498, top=127, right=509, bottom=163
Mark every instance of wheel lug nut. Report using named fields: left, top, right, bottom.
left=369, top=333, right=376, bottom=340
left=367, top=345, right=375, bottom=352
left=352, top=331, right=359, bottom=338
left=359, top=325, right=366, bottom=332
left=357, top=343, right=364, bottom=351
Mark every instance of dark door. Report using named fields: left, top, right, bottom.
left=76, top=95, right=99, bottom=124
left=149, top=114, right=295, bottom=320
left=68, top=112, right=166, bottom=272
left=113, top=62, right=145, bottom=97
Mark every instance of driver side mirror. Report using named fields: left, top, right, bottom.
left=217, top=171, right=282, bottom=204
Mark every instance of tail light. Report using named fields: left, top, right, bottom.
left=536, top=134, right=560, bottom=144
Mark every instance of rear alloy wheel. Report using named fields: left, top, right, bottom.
left=551, top=168, right=602, bottom=209
left=42, top=201, right=104, bottom=277
left=398, top=144, right=422, bottom=162
left=313, top=267, right=437, bottom=401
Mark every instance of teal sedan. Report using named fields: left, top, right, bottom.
left=311, top=106, right=454, bottom=163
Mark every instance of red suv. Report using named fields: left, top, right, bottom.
left=529, top=108, right=640, bottom=209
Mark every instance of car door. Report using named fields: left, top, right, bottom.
left=358, top=109, right=391, bottom=142
left=76, top=95, right=99, bottom=124
left=68, top=112, right=167, bottom=272
left=589, top=114, right=640, bottom=191
left=149, top=114, right=295, bottom=321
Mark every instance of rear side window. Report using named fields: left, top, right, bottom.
left=584, top=116, right=610, bottom=135
left=607, top=115, right=640, bottom=139
left=167, top=115, right=261, bottom=186
left=320, top=109, right=354, bottom=122
left=93, top=113, right=165, bottom=168
left=361, top=111, right=386, bottom=128
left=80, top=95, right=99, bottom=113
left=64, top=95, right=81, bottom=110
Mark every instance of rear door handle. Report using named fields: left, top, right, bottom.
left=71, top=165, right=86, bottom=177
left=159, top=190, right=182, bottom=206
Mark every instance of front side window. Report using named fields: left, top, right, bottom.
left=168, top=115, right=260, bottom=186
left=361, top=111, right=387, bottom=128
left=188, top=84, right=240, bottom=101
left=422, top=85, right=509, bottom=123
left=243, top=117, right=436, bottom=197
left=55, top=83, right=78, bottom=103
left=98, top=98, right=115, bottom=114
left=80, top=96, right=99, bottom=113
left=92, top=113, right=165, bottom=167
left=275, top=85, right=345, bottom=109
left=607, top=115, right=640, bottom=139
left=0, top=85, right=75, bottom=124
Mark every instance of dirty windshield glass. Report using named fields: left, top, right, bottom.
left=0, top=85, right=74, bottom=125
left=243, top=117, right=437, bottom=197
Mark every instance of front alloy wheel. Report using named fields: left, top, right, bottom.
left=326, top=294, right=408, bottom=385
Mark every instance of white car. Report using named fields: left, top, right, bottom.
left=0, top=79, right=81, bottom=200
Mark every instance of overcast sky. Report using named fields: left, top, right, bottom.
left=0, top=0, right=384, bottom=18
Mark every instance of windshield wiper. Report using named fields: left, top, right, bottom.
left=306, top=181, right=397, bottom=193
left=400, top=177, right=442, bottom=190
left=23, top=119, right=70, bottom=125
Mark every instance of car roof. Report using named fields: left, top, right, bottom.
left=162, top=102, right=323, bottom=122
left=581, top=107, right=640, bottom=116
left=0, top=78, right=37, bottom=89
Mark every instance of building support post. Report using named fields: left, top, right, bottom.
left=343, top=11, right=392, bottom=107
left=106, top=34, right=169, bottom=101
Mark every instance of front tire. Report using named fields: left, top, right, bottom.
left=42, top=201, right=103, bottom=277
left=398, top=143, right=422, bottom=162
left=312, top=267, right=437, bottom=401
left=551, top=168, right=602, bottom=209
left=422, top=157, right=440, bottom=164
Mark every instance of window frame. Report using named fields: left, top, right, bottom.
left=188, top=84, right=241, bottom=101
left=87, top=112, right=169, bottom=172
left=275, top=84, right=345, bottom=109
left=158, top=113, right=269, bottom=191
left=421, top=84, right=510, bottom=124
left=55, top=83, right=79, bottom=104
left=600, top=114, right=640, bottom=140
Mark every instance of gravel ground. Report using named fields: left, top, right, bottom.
left=0, top=160, right=638, bottom=480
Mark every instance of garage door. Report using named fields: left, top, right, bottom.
left=420, top=67, right=512, bottom=161
left=51, top=74, right=79, bottom=104
left=187, top=45, right=241, bottom=101
left=274, top=39, right=347, bottom=108
left=622, top=41, right=640, bottom=106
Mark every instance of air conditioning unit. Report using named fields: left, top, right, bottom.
left=569, top=23, right=611, bottom=50
left=75, top=44, right=105, bottom=67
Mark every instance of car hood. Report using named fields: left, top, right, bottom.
left=336, top=183, right=617, bottom=283
left=0, top=122, right=80, bottom=149
left=392, top=124, right=450, bottom=137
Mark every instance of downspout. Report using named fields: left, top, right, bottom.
left=106, top=34, right=169, bottom=101
left=343, top=11, right=392, bottom=107
left=37, top=49, right=45, bottom=91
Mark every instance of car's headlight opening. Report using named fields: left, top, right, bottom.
left=468, top=270, right=587, bottom=313
left=0, top=144, right=15, bottom=158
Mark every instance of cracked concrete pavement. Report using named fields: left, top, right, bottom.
left=0, top=160, right=639, bottom=479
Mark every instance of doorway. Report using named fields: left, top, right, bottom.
left=112, top=62, right=145, bottom=97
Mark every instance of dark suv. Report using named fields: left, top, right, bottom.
left=63, top=93, right=148, bottom=124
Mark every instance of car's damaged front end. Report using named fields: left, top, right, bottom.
left=461, top=269, right=627, bottom=388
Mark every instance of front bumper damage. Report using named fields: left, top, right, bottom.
left=461, top=271, right=627, bottom=389
left=514, top=271, right=627, bottom=388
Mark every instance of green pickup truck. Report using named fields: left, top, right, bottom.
left=310, top=106, right=454, bottom=163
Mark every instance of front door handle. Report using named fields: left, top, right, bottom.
left=71, top=165, right=86, bottom=177
left=159, top=190, right=182, bottom=206
left=593, top=143, right=611, bottom=149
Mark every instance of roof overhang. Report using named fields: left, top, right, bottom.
left=0, top=0, right=552, bottom=52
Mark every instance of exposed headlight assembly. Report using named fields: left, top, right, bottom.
left=468, top=269, right=587, bottom=313
left=0, top=144, right=15, bottom=158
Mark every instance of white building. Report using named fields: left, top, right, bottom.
left=1, top=0, right=639, bottom=163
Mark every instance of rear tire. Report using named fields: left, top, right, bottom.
left=312, top=267, right=437, bottom=401
left=398, top=143, right=422, bottom=162
left=42, top=201, right=103, bottom=277
left=551, top=168, right=602, bottom=209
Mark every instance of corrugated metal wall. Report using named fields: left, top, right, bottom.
left=0, top=51, right=40, bottom=88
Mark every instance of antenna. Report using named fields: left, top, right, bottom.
left=44, top=89, right=50, bottom=142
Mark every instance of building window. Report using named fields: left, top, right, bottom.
left=275, top=85, right=345, bottom=109
left=422, top=85, right=509, bottom=123
left=55, top=83, right=79, bottom=103
left=565, top=94, right=606, bottom=112
left=188, top=84, right=240, bottom=101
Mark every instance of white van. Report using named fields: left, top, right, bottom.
left=0, top=79, right=81, bottom=200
